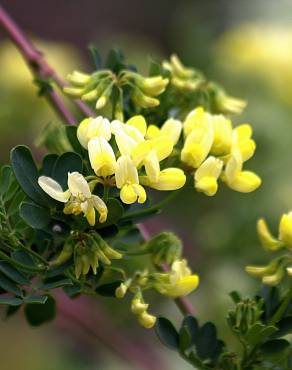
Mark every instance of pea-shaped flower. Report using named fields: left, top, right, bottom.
left=38, top=172, right=107, bottom=225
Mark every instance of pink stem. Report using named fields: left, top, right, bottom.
left=0, top=4, right=95, bottom=122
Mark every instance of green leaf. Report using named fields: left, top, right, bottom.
left=7, top=190, right=25, bottom=216
left=261, top=339, right=290, bottom=354
left=10, top=146, right=52, bottom=207
left=42, top=154, right=58, bottom=176
left=11, top=250, right=37, bottom=269
left=244, top=323, right=277, bottom=347
left=179, top=325, right=192, bottom=353
left=0, top=261, right=30, bottom=285
left=20, top=201, right=51, bottom=229
left=0, top=272, right=22, bottom=296
left=24, top=295, right=56, bottom=326
left=95, top=280, right=122, bottom=297
left=155, top=317, right=179, bottom=350
left=66, top=126, right=86, bottom=156
left=182, top=316, right=199, bottom=345
left=23, top=295, right=48, bottom=304
left=52, top=152, right=83, bottom=189
left=196, top=322, right=218, bottom=360
left=273, top=316, right=292, bottom=338
left=0, top=166, right=12, bottom=194
left=0, top=296, right=22, bottom=306
left=39, top=277, right=73, bottom=290
left=105, top=48, right=125, bottom=74
left=96, top=198, right=124, bottom=228
left=89, top=45, right=102, bottom=70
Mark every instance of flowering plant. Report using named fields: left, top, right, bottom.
left=0, top=5, right=291, bottom=370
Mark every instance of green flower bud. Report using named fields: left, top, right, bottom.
left=145, top=232, right=182, bottom=266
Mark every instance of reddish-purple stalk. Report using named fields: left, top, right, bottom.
left=0, top=3, right=195, bottom=319
left=0, top=4, right=95, bottom=122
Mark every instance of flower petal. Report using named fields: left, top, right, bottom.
left=38, top=176, right=70, bottom=202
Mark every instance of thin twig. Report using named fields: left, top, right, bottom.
left=0, top=4, right=95, bottom=122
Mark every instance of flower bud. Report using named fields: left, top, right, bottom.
left=132, top=89, right=160, bottom=108
left=144, top=232, right=182, bottom=265
left=279, top=212, right=292, bottom=249
left=138, top=311, right=157, bottom=329
left=67, top=70, right=91, bottom=86
left=115, top=283, right=128, bottom=298
left=131, top=297, right=149, bottom=315
left=257, top=218, right=283, bottom=251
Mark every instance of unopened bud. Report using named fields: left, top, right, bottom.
left=138, top=311, right=157, bottom=329
left=131, top=298, right=149, bottom=315
left=115, top=283, right=128, bottom=298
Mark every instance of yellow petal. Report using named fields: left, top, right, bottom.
left=140, top=168, right=186, bottom=191
left=126, top=115, right=147, bottom=136
left=279, top=212, right=292, bottom=249
left=181, top=119, right=214, bottom=168
left=68, top=172, right=91, bottom=198
left=132, top=184, right=147, bottom=204
left=227, top=170, right=261, bottom=193
left=92, top=195, right=108, bottom=223
left=210, top=115, right=233, bottom=156
left=146, top=124, right=161, bottom=139
left=120, top=184, right=137, bottom=204
left=150, top=136, right=173, bottom=161
left=160, top=118, right=182, bottom=145
left=38, top=176, right=70, bottom=203
left=88, top=137, right=116, bottom=177
left=195, top=177, right=218, bottom=196
left=257, top=218, right=284, bottom=251
left=115, top=155, right=139, bottom=189
left=144, top=151, right=160, bottom=183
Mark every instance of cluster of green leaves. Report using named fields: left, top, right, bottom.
left=156, top=286, right=292, bottom=369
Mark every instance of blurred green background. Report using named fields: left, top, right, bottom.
left=0, top=0, right=292, bottom=369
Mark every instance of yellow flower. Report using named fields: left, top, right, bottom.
left=137, top=75, right=169, bottom=96
left=223, top=148, right=261, bottom=192
left=155, top=259, right=199, bottom=298
left=183, top=106, right=211, bottom=137
left=257, top=218, right=284, bottom=251
left=233, top=124, right=256, bottom=162
left=77, top=116, right=111, bottom=148
left=111, top=119, right=145, bottom=156
left=146, top=118, right=182, bottom=145
left=194, top=156, right=223, bottom=196
left=88, top=136, right=116, bottom=177
left=38, top=172, right=107, bottom=225
left=67, top=70, right=91, bottom=85
left=137, top=311, right=157, bottom=329
left=210, top=115, right=233, bottom=156
left=140, top=168, right=186, bottom=191
left=181, top=114, right=214, bottom=168
left=132, top=136, right=174, bottom=183
left=126, top=115, right=147, bottom=136
left=115, top=155, right=146, bottom=204
left=279, top=212, right=292, bottom=249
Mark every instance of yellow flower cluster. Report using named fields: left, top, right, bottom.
left=246, top=215, right=292, bottom=285
left=38, top=115, right=186, bottom=225
left=181, top=106, right=261, bottom=196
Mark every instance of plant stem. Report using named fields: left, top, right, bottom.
left=0, top=4, right=95, bottom=122
left=121, top=189, right=182, bottom=222
left=138, top=223, right=195, bottom=316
